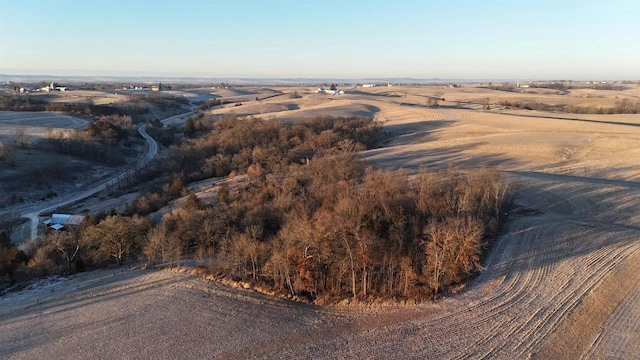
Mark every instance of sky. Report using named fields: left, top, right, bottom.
left=0, top=0, right=639, bottom=80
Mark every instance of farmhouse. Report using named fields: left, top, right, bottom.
left=44, top=214, right=85, bottom=231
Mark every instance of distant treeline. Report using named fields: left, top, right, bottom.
left=0, top=93, right=190, bottom=120
left=484, top=82, right=626, bottom=92
left=500, top=98, right=640, bottom=114
left=483, top=83, right=568, bottom=92
left=0, top=94, right=149, bottom=118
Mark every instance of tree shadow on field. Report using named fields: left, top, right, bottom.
left=279, top=104, right=380, bottom=122
left=365, top=118, right=530, bottom=173
left=363, top=143, right=527, bottom=175
left=498, top=111, right=640, bottom=128
left=380, top=119, right=454, bottom=146
left=311, top=104, right=380, bottom=118
left=349, top=90, right=403, bottom=98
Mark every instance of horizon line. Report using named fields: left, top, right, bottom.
left=2, top=73, right=637, bottom=84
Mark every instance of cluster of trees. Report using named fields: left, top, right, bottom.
left=609, top=98, right=640, bottom=114
left=534, top=82, right=568, bottom=91
left=2, top=213, right=149, bottom=284
left=158, top=116, right=510, bottom=301
left=166, top=114, right=382, bottom=183
left=86, top=115, right=132, bottom=144
left=0, top=95, right=47, bottom=112
left=427, top=97, right=440, bottom=106
left=0, top=125, right=39, bottom=169
left=171, top=163, right=509, bottom=302
left=500, top=99, right=640, bottom=114
left=0, top=220, right=28, bottom=289
left=499, top=100, right=564, bottom=112
left=197, top=98, right=222, bottom=110
left=39, top=137, right=132, bottom=165
left=183, top=116, right=207, bottom=136
left=124, top=115, right=382, bottom=216
left=4, top=168, right=508, bottom=302
left=123, top=178, right=184, bottom=216
left=36, top=116, right=137, bottom=166
left=47, top=101, right=149, bottom=118
left=483, top=84, right=518, bottom=92
left=141, top=92, right=190, bottom=110
left=144, top=120, right=180, bottom=147
left=591, top=83, right=624, bottom=91
left=564, top=99, right=640, bottom=114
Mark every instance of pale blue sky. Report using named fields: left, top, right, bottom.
left=0, top=0, right=638, bottom=79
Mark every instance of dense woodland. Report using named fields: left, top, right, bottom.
left=1, top=115, right=512, bottom=303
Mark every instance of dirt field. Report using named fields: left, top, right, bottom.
left=1, top=84, right=639, bottom=359
left=0, top=111, right=88, bottom=141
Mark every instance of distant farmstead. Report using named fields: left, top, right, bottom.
left=44, top=214, right=85, bottom=231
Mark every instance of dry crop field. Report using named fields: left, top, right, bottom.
left=0, top=111, right=88, bottom=142
left=1, top=83, right=639, bottom=359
